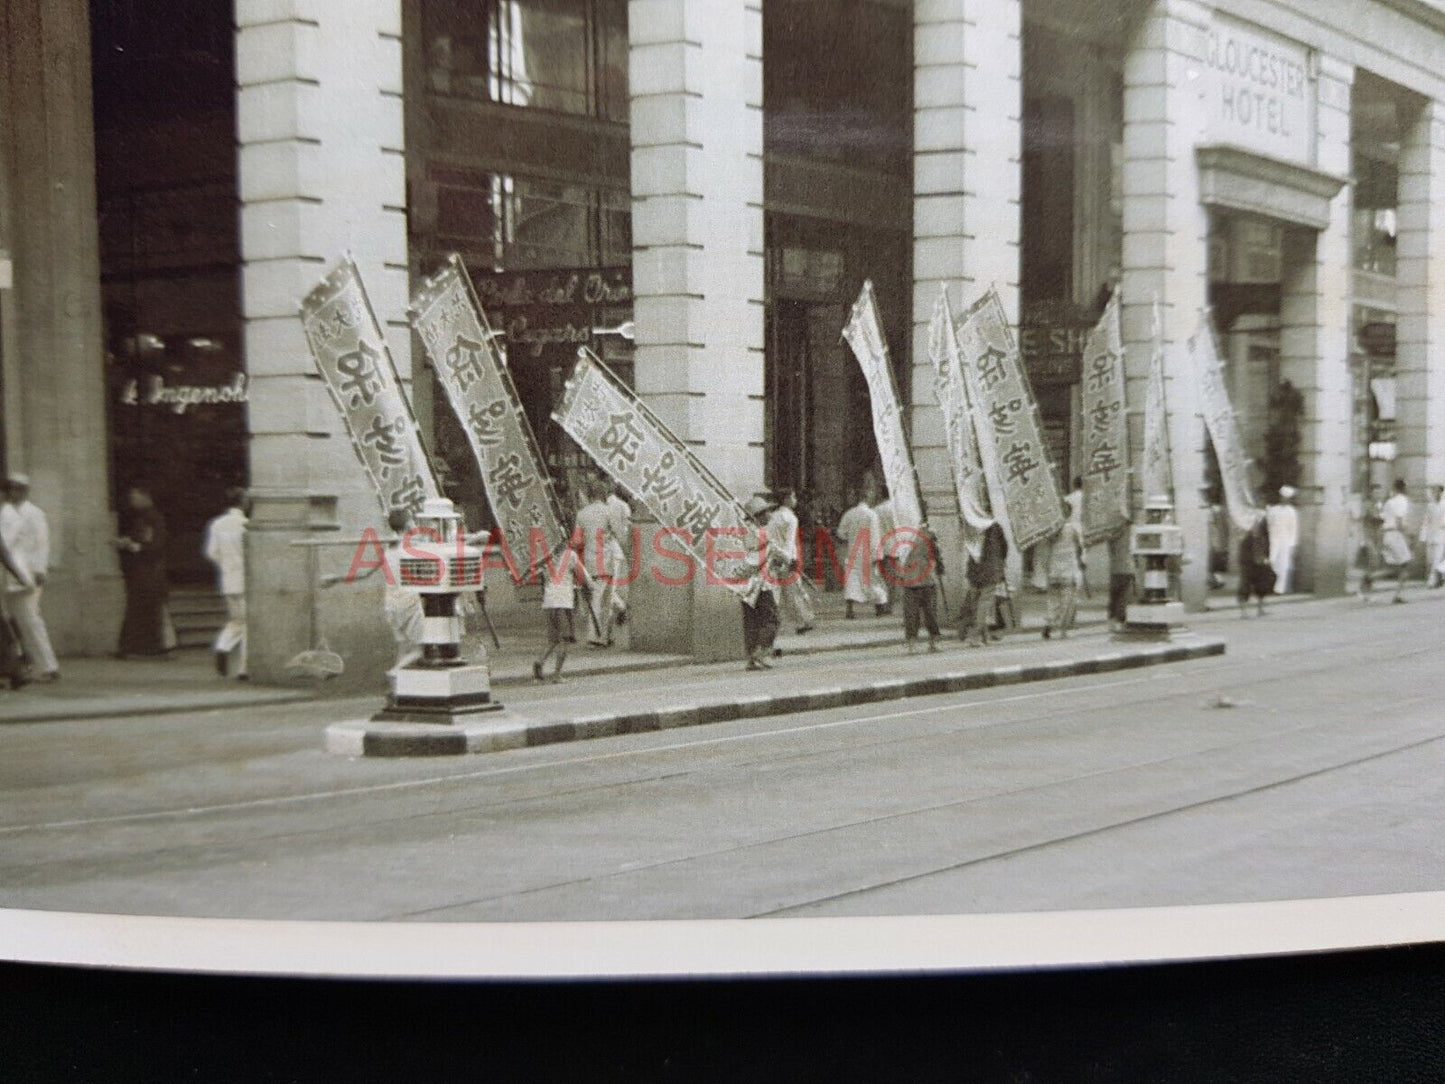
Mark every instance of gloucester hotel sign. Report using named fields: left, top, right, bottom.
left=1203, top=15, right=1314, bottom=165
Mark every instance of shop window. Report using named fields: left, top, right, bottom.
left=763, top=0, right=911, bottom=172
left=424, top=0, right=628, bottom=122
left=1352, top=153, right=1398, bottom=277
left=433, top=172, right=609, bottom=270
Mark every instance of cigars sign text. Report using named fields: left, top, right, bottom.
left=1203, top=16, right=1313, bottom=165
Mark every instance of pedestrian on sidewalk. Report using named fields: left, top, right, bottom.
left=1354, top=484, right=1385, bottom=602
left=1066, top=476, right=1084, bottom=529
left=1, top=474, right=58, bottom=681
left=1237, top=508, right=1273, bottom=618
left=1207, top=502, right=1229, bottom=590
left=1380, top=478, right=1413, bottom=604
left=1041, top=500, right=1084, bottom=640
left=1418, top=484, right=1445, bottom=588
left=886, top=501, right=941, bottom=654
left=1266, top=486, right=1300, bottom=595
left=767, top=488, right=814, bottom=634
left=576, top=480, right=617, bottom=647
left=381, top=508, right=424, bottom=670
left=1107, top=520, right=1135, bottom=630
left=202, top=487, right=249, bottom=680
left=113, top=486, right=173, bottom=658
left=534, top=533, right=590, bottom=684
left=741, top=495, right=781, bottom=670
left=873, top=486, right=896, bottom=616
left=837, top=486, right=882, bottom=620
left=957, top=520, right=1008, bottom=647
left=606, top=483, right=633, bottom=625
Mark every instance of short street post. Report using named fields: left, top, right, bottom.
left=373, top=497, right=503, bottom=723
left=1118, top=497, right=1187, bottom=642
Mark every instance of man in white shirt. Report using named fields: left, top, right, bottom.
left=202, top=487, right=249, bottom=679
left=872, top=490, right=896, bottom=616
left=766, top=488, right=814, bottom=633
left=1, top=473, right=58, bottom=681
left=1265, top=485, right=1300, bottom=594
left=575, top=482, right=616, bottom=646
left=1419, top=484, right=1445, bottom=588
left=606, top=484, right=632, bottom=626
left=1380, top=479, right=1414, bottom=604
left=837, top=488, right=882, bottom=620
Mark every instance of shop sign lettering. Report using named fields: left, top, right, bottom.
left=119, top=373, right=249, bottom=414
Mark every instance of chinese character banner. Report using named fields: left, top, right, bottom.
left=843, top=280, right=924, bottom=556
left=1190, top=313, right=1261, bottom=531
left=956, top=288, right=1065, bottom=553
left=553, top=350, right=757, bottom=598
left=928, top=286, right=995, bottom=562
left=411, top=254, right=568, bottom=566
left=1079, top=289, right=1130, bottom=544
left=301, top=257, right=440, bottom=517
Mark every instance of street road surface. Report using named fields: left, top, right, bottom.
left=1, top=595, right=1443, bottom=921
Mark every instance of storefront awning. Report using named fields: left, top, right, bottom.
left=1196, top=145, right=1349, bottom=231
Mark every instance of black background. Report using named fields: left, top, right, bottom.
left=6, top=943, right=1445, bottom=1081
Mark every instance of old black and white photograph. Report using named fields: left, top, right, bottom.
left=3, top=0, right=1445, bottom=961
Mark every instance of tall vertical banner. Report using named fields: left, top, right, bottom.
left=1189, top=311, right=1260, bottom=530
left=553, top=349, right=759, bottom=599
left=1140, top=299, right=1175, bottom=505
left=410, top=254, right=568, bottom=570
left=928, top=285, right=995, bottom=562
left=1079, top=289, right=1130, bottom=543
left=955, top=287, right=1065, bottom=552
left=301, top=257, right=441, bottom=517
left=842, top=280, right=924, bottom=558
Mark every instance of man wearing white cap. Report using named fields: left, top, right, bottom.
left=1265, top=485, right=1300, bottom=595
left=1, top=473, right=58, bottom=681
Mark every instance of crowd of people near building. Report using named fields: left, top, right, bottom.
left=5, top=468, right=1445, bottom=688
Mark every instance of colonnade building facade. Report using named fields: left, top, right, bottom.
left=2, top=0, right=1444, bottom=679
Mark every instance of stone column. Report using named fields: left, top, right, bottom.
left=1277, top=56, right=1353, bottom=595
left=1395, top=97, right=1445, bottom=492
left=0, top=0, right=123, bottom=655
left=627, top=0, right=765, bottom=660
left=911, top=0, right=1022, bottom=603
left=237, top=0, right=410, bottom=685
left=1120, top=0, right=1212, bottom=609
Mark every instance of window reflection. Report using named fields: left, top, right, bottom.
left=425, top=0, right=627, bottom=122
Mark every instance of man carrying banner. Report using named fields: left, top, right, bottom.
left=576, top=480, right=617, bottom=646
left=607, top=483, right=633, bottom=625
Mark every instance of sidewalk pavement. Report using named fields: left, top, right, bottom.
left=0, top=581, right=1400, bottom=727
left=326, top=624, right=1228, bottom=757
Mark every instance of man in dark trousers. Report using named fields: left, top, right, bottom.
left=740, top=495, right=781, bottom=671
left=957, top=520, right=1009, bottom=646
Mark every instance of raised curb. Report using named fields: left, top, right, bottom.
left=326, top=637, right=1227, bottom=758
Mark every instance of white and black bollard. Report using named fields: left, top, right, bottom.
left=1117, top=497, right=1187, bottom=642
left=373, top=497, right=503, bottom=722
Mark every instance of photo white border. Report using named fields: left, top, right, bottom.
left=3, top=892, right=1443, bottom=979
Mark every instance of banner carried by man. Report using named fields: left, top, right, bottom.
left=1079, top=289, right=1130, bottom=543
left=410, top=254, right=568, bottom=571
left=843, top=280, right=925, bottom=560
left=1140, top=298, right=1174, bottom=505
left=301, top=257, right=441, bottom=518
left=552, top=348, right=759, bottom=599
left=928, top=285, right=995, bottom=562
left=955, top=286, right=1064, bottom=552
left=1190, top=311, right=1261, bottom=530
